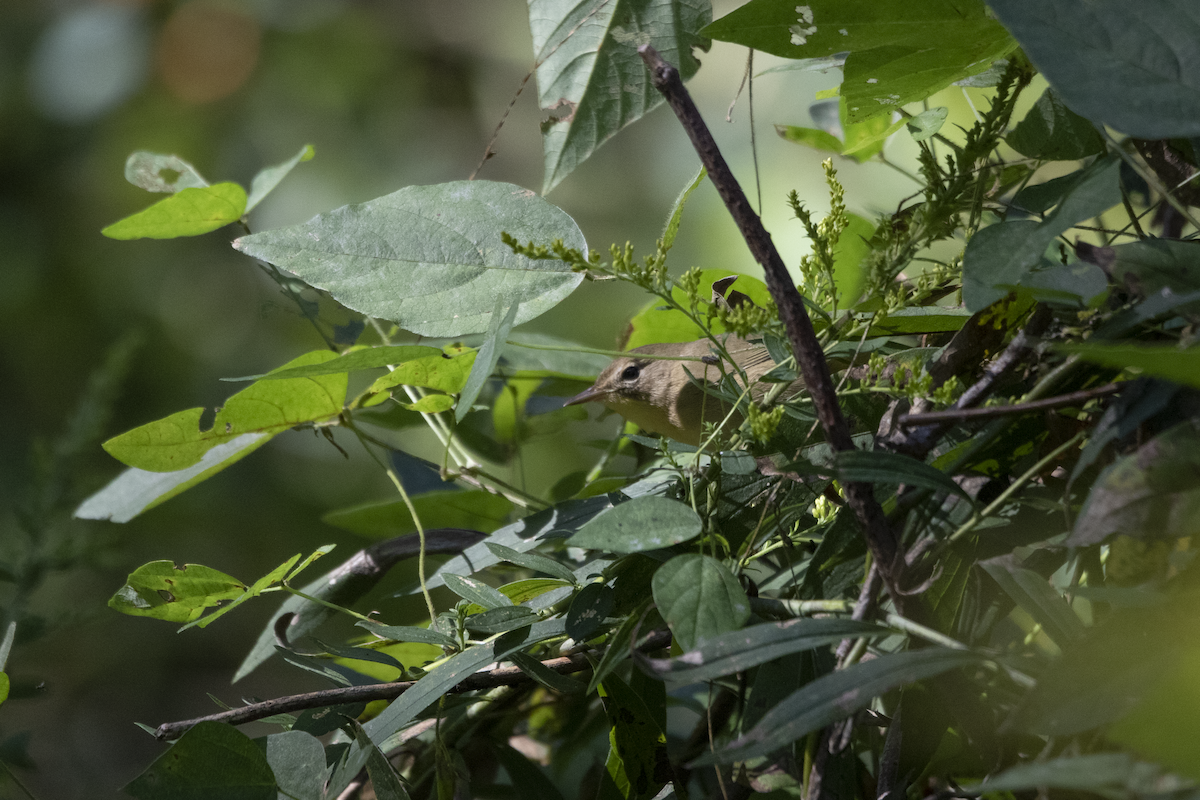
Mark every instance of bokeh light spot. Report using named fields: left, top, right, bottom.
left=157, top=3, right=261, bottom=104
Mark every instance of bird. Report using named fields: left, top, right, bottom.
left=564, top=336, right=804, bottom=446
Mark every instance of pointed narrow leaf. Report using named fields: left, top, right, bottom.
left=233, top=181, right=585, bottom=337
left=835, top=450, right=971, bottom=502
left=465, top=606, right=540, bottom=634
left=457, top=299, right=519, bottom=422
left=184, top=553, right=304, bottom=630
left=103, top=182, right=247, bottom=240
left=981, top=562, right=1086, bottom=647
left=246, top=144, right=315, bottom=213
left=507, top=650, right=585, bottom=694
left=598, top=674, right=669, bottom=800
left=442, top=573, right=513, bottom=610
left=639, top=618, right=887, bottom=683
left=486, top=542, right=577, bottom=584
left=705, top=648, right=980, bottom=764
left=358, top=621, right=458, bottom=649
left=227, top=345, right=440, bottom=382
left=363, top=619, right=566, bottom=744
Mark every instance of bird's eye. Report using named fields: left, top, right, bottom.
left=620, top=364, right=640, bottom=381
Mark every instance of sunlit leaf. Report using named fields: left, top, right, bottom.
left=103, top=182, right=247, bottom=240
left=246, top=144, right=315, bottom=213
left=102, top=350, right=346, bottom=472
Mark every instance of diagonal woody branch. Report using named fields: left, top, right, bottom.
left=637, top=45, right=905, bottom=605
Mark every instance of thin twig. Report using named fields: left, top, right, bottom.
left=638, top=45, right=905, bottom=605
left=154, top=629, right=672, bottom=741
left=897, top=382, right=1121, bottom=426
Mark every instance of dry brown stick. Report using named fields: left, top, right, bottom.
left=154, top=629, right=672, bottom=741
left=638, top=45, right=904, bottom=603
left=897, top=382, right=1121, bottom=426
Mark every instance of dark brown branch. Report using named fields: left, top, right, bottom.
left=155, top=629, right=672, bottom=741
left=897, top=383, right=1121, bottom=426
left=637, top=45, right=905, bottom=604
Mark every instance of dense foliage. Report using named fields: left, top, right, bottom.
left=10, top=0, right=1200, bottom=798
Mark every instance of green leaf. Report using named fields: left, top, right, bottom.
left=363, top=619, right=567, bottom=744
left=705, top=0, right=1015, bottom=122
left=965, top=754, right=1156, bottom=794
left=652, top=554, right=750, bottom=651
left=257, top=731, right=326, bottom=800
left=588, top=597, right=650, bottom=695
left=323, top=489, right=511, bottom=540
left=775, top=124, right=844, bottom=155
left=832, top=213, right=874, bottom=305
left=835, top=450, right=972, bottom=502
left=569, top=495, right=703, bottom=553
left=442, top=573, right=513, bottom=610
left=0, top=673, right=10, bottom=709
left=486, top=543, right=577, bottom=584
left=493, top=578, right=573, bottom=606
left=402, top=394, right=453, bottom=413
left=963, top=154, right=1120, bottom=311
left=124, top=151, right=209, bottom=193
left=125, top=721, right=276, bottom=800
left=566, top=582, right=615, bottom=641
left=465, top=606, right=540, bottom=634
left=598, top=673, right=670, bottom=800
left=866, top=306, right=972, bottom=336
left=103, top=182, right=247, bottom=240
left=357, top=621, right=458, bottom=649
left=905, top=107, right=948, bottom=142
left=457, top=299, right=519, bottom=422
left=494, top=743, right=566, bottom=800
left=103, top=350, right=346, bottom=472
left=354, top=723, right=413, bottom=800
left=1068, top=419, right=1200, bottom=547
left=422, top=496, right=614, bottom=591
left=1059, top=342, right=1200, bottom=390
left=184, top=552, right=308, bottom=631
left=1080, top=238, right=1200, bottom=301
left=108, top=561, right=246, bottom=623
left=75, top=433, right=273, bottom=523
left=226, top=345, right=440, bottom=382
left=233, top=181, right=585, bottom=337
left=507, top=650, right=585, bottom=694
left=662, top=166, right=707, bottom=250
left=368, top=348, right=476, bottom=395
left=245, top=144, right=315, bottom=213
left=625, top=270, right=774, bottom=348
left=704, top=648, right=980, bottom=764
left=981, top=561, right=1086, bottom=648
left=530, top=0, right=711, bottom=193
left=638, top=618, right=887, bottom=683
left=989, top=0, right=1200, bottom=139
left=842, top=33, right=1016, bottom=123
left=1006, top=88, right=1105, bottom=160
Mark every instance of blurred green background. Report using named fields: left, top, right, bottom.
left=0, top=0, right=933, bottom=796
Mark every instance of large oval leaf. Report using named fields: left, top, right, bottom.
left=530, top=0, right=710, bottom=193
left=233, top=181, right=585, bottom=336
left=990, top=0, right=1200, bottom=139
left=568, top=495, right=702, bottom=553
left=652, top=554, right=750, bottom=651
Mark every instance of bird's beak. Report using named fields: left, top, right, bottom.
left=564, top=383, right=605, bottom=407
